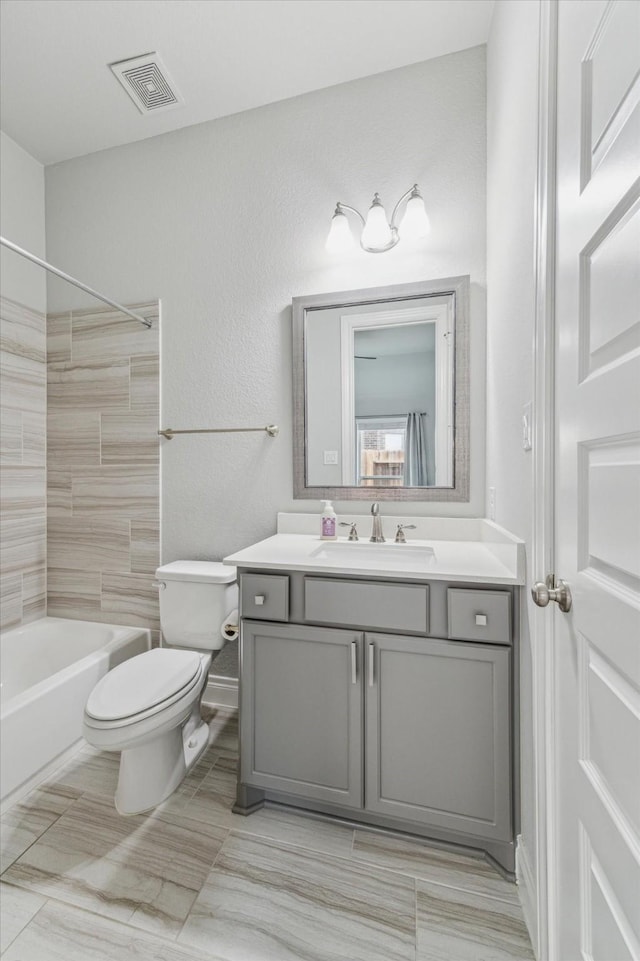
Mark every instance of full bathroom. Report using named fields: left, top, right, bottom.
left=1, top=1, right=638, bottom=959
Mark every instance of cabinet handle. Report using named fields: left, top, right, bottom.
left=351, top=641, right=357, bottom=684
left=368, top=642, right=375, bottom=687
left=254, top=595, right=266, bottom=606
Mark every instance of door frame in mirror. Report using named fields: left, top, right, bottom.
left=292, top=275, right=470, bottom=501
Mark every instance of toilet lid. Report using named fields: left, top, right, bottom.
left=86, top=649, right=202, bottom=721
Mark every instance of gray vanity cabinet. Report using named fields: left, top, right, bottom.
left=365, top=632, right=511, bottom=841
left=240, top=621, right=363, bottom=808
left=237, top=571, right=517, bottom=871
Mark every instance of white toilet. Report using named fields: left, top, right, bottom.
left=83, top=561, right=238, bottom=815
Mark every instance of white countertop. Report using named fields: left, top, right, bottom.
left=224, top=514, right=525, bottom=585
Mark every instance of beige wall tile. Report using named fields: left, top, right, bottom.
left=46, top=312, right=72, bottom=363
left=22, top=567, right=47, bottom=623
left=0, top=466, right=46, bottom=516
left=47, top=360, right=129, bottom=410
left=130, top=355, right=159, bottom=412
left=0, top=515, right=46, bottom=576
left=0, top=297, right=46, bottom=364
left=101, top=572, right=160, bottom=630
left=72, top=305, right=158, bottom=364
left=71, top=466, right=158, bottom=518
left=48, top=411, right=100, bottom=466
left=47, top=568, right=101, bottom=619
left=1, top=351, right=46, bottom=415
left=22, top=412, right=46, bottom=466
left=48, top=519, right=130, bottom=572
left=101, top=412, right=159, bottom=465
left=0, top=409, right=22, bottom=465
left=131, top=519, right=160, bottom=574
left=47, top=470, right=72, bottom=516
left=44, top=301, right=160, bottom=627
left=0, top=573, right=22, bottom=630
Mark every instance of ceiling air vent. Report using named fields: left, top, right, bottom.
left=109, top=53, right=183, bottom=115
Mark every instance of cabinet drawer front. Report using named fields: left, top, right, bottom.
left=305, top=577, right=429, bottom=634
left=241, top=574, right=289, bottom=621
left=448, top=589, right=511, bottom=644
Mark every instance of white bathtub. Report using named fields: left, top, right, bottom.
left=0, top=616, right=150, bottom=806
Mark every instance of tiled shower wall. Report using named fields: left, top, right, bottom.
left=46, top=302, right=160, bottom=639
left=0, top=296, right=47, bottom=630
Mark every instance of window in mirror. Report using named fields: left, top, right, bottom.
left=292, top=276, right=470, bottom=502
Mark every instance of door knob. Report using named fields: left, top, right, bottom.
left=531, top=574, right=572, bottom=613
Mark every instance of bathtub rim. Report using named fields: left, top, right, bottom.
left=1, top=616, right=151, bottom=719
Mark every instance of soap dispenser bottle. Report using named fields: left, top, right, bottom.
left=320, top=500, right=337, bottom=540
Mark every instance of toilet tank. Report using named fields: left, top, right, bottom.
left=156, top=561, right=238, bottom=652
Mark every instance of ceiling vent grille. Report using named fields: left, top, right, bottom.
left=109, top=53, right=183, bottom=115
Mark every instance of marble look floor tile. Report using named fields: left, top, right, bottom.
left=234, top=805, right=355, bottom=859
left=0, top=881, right=46, bottom=953
left=205, top=707, right=239, bottom=756
left=46, top=745, right=121, bottom=800
left=3, top=794, right=227, bottom=940
left=157, top=755, right=243, bottom=830
left=1, top=899, right=225, bottom=961
left=416, top=879, right=534, bottom=961
left=0, top=784, right=81, bottom=872
left=351, top=829, right=519, bottom=903
left=180, top=831, right=416, bottom=961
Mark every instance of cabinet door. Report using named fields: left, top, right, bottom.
left=241, top=621, right=363, bottom=808
left=365, top=633, right=511, bottom=841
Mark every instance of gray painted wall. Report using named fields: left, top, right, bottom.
left=43, top=46, right=487, bottom=561
left=0, top=131, right=46, bottom=312
left=487, top=0, right=540, bottom=924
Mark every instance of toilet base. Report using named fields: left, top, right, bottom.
left=115, top=708, right=210, bottom=815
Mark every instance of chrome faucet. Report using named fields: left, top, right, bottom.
left=370, top=502, right=385, bottom=543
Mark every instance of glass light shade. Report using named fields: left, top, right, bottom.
left=399, top=193, right=430, bottom=240
left=326, top=210, right=356, bottom=253
left=361, top=198, right=392, bottom=249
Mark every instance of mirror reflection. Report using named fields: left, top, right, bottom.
left=292, top=277, right=469, bottom=501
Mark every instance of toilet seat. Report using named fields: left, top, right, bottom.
left=86, top=649, right=203, bottom=726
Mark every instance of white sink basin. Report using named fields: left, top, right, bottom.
left=311, top=541, right=436, bottom=567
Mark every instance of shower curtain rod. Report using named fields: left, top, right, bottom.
left=0, top=236, right=153, bottom=329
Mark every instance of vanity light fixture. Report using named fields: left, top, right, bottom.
left=326, top=184, right=430, bottom=254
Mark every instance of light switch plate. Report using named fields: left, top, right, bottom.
left=323, top=450, right=338, bottom=465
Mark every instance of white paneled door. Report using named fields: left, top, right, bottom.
left=553, top=1, right=640, bottom=959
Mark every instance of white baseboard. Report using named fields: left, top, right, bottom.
left=203, top=674, right=238, bottom=709
left=516, top=835, right=539, bottom=959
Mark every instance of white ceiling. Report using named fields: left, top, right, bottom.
left=0, top=0, right=494, bottom=166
